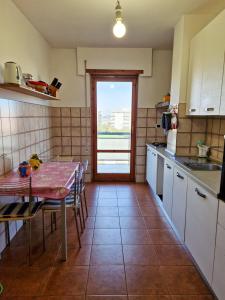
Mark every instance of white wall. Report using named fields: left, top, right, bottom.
left=50, top=49, right=85, bottom=107
left=77, top=47, right=153, bottom=76
left=0, top=0, right=50, bottom=86
left=139, top=50, right=172, bottom=108
left=50, top=48, right=172, bottom=108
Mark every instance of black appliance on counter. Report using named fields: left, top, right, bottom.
left=218, top=136, right=225, bottom=202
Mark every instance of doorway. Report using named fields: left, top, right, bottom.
left=90, top=74, right=138, bottom=181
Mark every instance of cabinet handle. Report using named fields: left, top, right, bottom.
left=166, top=164, right=171, bottom=169
left=176, top=172, right=184, bottom=180
left=205, top=107, right=214, bottom=112
left=189, top=108, right=196, bottom=112
left=195, top=188, right=206, bottom=199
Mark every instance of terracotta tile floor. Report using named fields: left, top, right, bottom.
left=0, top=183, right=215, bottom=299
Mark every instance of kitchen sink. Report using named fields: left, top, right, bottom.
left=183, top=162, right=222, bottom=171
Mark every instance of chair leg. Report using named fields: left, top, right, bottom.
left=50, top=212, right=54, bottom=233
left=53, top=212, right=57, bottom=230
left=42, top=210, right=46, bottom=251
left=5, top=222, right=10, bottom=246
left=78, top=208, right=83, bottom=233
left=83, top=189, right=88, bottom=218
left=80, top=194, right=85, bottom=229
left=73, top=208, right=81, bottom=248
left=27, top=219, right=32, bottom=266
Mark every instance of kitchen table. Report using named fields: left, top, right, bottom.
left=0, top=161, right=79, bottom=261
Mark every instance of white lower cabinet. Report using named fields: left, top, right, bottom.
left=218, top=200, right=225, bottom=229
left=163, top=160, right=174, bottom=219
left=185, top=178, right=218, bottom=284
left=212, top=224, right=225, bottom=300
left=171, top=167, right=188, bottom=242
left=146, top=146, right=157, bottom=193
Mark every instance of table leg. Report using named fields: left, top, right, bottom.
left=61, top=198, right=67, bottom=261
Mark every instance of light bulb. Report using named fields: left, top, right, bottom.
left=113, top=20, right=126, bottom=38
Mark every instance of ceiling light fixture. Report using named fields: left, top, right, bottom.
left=113, top=0, right=126, bottom=38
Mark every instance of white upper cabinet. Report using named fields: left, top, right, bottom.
left=200, top=23, right=225, bottom=115
left=186, top=32, right=204, bottom=115
left=187, top=10, right=225, bottom=116
left=219, top=58, right=225, bottom=115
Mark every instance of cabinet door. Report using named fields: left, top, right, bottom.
left=218, top=200, right=225, bottom=229
left=146, top=147, right=157, bottom=193
left=146, top=147, right=151, bottom=184
left=219, top=55, right=225, bottom=115
left=163, top=160, right=174, bottom=219
left=186, top=178, right=218, bottom=284
left=200, top=24, right=225, bottom=115
left=186, top=32, right=204, bottom=115
left=172, top=167, right=188, bottom=242
left=149, top=150, right=157, bottom=194
left=212, top=224, right=225, bottom=300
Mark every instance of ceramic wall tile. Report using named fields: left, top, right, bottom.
left=71, top=107, right=81, bottom=117
left=137, top=108, right=147, bottom=118
left=61, top=107, right=71, bottom=117
left=71, top=118, right=81, bottom=127
left=137, top=118, right=147, bottom=128
left=192, top=119, right=207, bottom=133
left=178, top=119, right=192, bottom=133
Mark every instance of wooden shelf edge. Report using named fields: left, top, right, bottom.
left=0, top=83, right=60, bottom=101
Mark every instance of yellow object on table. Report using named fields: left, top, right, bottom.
left=29, top=154, right=42, bottom=170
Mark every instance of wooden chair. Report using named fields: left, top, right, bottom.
left=41, top=168, right=83, bottom=250
left=0, top=176, right=42, bottom=265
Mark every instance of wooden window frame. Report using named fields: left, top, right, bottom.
left=88, top=70, right=141, bottom=182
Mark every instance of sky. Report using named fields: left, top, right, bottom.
left=97, top=81, right=132, bottom=114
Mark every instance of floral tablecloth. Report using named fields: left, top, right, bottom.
left=0, top=162, right=79, bottom=199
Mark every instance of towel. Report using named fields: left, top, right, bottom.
left=162, top=112, right=172, bottom=131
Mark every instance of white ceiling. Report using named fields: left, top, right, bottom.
left=12, top=0, right=222, bottom=49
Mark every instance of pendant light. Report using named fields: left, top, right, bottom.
left=113, top=0, right=126, bottom=38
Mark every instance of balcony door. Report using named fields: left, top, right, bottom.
left=90, top=74, right=138, bottom=181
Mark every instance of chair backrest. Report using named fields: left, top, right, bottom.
left=0, top=175, right=32, bottom=197
left=81, top=160, right=88, bottom=185
left=0, top=175, right=34, bottom=217
left=72, top=167, right=84, bottom=206
left=82, top=160, right=88, bottom=172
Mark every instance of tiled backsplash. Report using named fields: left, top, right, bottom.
left=169, top=103, right=225, bottom=161
left=0, top=99, right=54, bottom=175
left=51, top=107, right=92, bottom=182
left=206, top=118, right=225, bottom=161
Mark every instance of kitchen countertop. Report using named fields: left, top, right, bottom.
left=147, top=144, right=221, bottom=197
